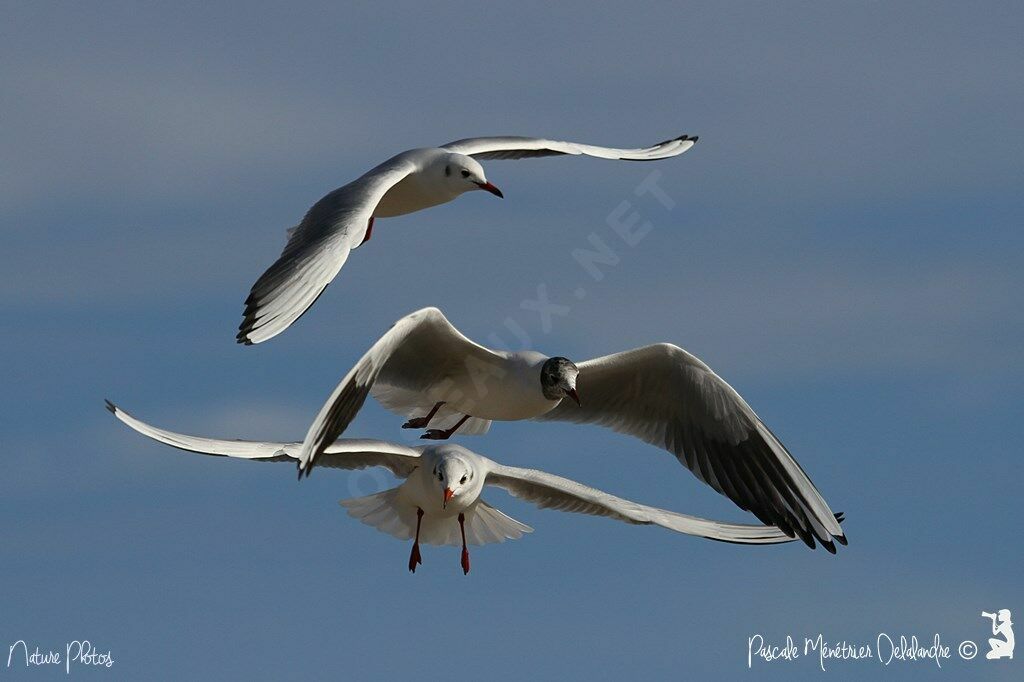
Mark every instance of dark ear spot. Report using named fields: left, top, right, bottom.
left=445, top=165, right=451, bottom=177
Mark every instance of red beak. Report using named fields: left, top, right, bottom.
left=567, top=388, right=581, bottom=406
left=443, top=487, right=454, bottom=509
left=475, top=181, right=504, bottom=198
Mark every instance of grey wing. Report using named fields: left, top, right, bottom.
left=297, top=307, right=504, bottom=475
left=484, top=461, right=837, bottom=545
left=107, top=401, right=422, bottom=477
left=534, top=344, right=846, bottom=552
left=237, top=159, right=415, bottom=345
left=441, top=134, right=697, bottom=161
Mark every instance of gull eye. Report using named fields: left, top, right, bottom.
left=461, top=169, right=470, bottom=178
left=460, top=475, right=467, bottom=484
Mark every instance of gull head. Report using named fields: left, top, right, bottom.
left=441, top=153, right=503, bottom=198
left=431, top=451, right=477, bottom=509
left=540, top=356, right=580, bottom=405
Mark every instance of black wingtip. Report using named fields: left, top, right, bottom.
left=104, top=399, right=116, bottom=414
left=658, top=134, right=698, bottom=146
left=821, top=538, right=837, bottom=555
left=833, top=512, right=849, bottom=545
left=236, top=320, right=255, bottom=345
left=237, top=292, right=260, bottom=345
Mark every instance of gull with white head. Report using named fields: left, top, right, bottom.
left=107, top=402, right=843, bottom=574
left=236, top=133, right=697, bottom=344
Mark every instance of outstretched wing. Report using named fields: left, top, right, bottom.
left=237, top=158, right=415, bottom=345
left=484, top=459, right=841, bottom=546
left=107, top=401, right=422, bottom=478
left=297, top=307, right=504, bottom=476
left=441, top=134, right=697, bottom=161
left=534, top=344, right=845, bottom=552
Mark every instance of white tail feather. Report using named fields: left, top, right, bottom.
left=341, top=490, right=531, bottom=546
left=464, top=501, right=533, bottom=545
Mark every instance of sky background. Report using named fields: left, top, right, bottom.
left=2, top=1, right=1022, bottom=679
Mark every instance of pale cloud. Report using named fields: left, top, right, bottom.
left=0, top=61, right=376, bottom=210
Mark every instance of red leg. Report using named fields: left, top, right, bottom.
left=421, top=414, right=471, bottom=440
left=402, top=401, right=446, bottom=429
left=408, top=507, right=424, bottom=573
left=458, top=513, right=470, bottom=575
left=360, top=216, right=375, bottom=246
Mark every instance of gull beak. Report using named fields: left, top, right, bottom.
left=443, top=487, right=455, bottom=509
left=566, top=388, right=581, bottom=407
left=475, top=181, right=503, bottom=198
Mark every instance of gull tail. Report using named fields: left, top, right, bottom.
left=341, top=488, right=418, bottom=541
left=340, top=491, right=532, bottom=546
left=461, top=502, right=533, bottom=545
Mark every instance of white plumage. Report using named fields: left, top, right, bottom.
left=294, top=307, right=847, bottom=553
left=237, top=134, right=697, bottom=345
left=107, top=401, right=830, bottom=574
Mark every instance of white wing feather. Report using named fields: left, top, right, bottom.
left=237, top=157, right=415, bottom=345
left=441, top=134, right=697, bottom=161
left=296, top=307, right=502, bottom=475
left=107, top=401, right=421, bottom=478
left=534, top=344, right=845, bottom=551
left=483, top=459, right=817, bottom=545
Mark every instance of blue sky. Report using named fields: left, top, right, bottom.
left=2, top=2, right=1022, bottom=679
